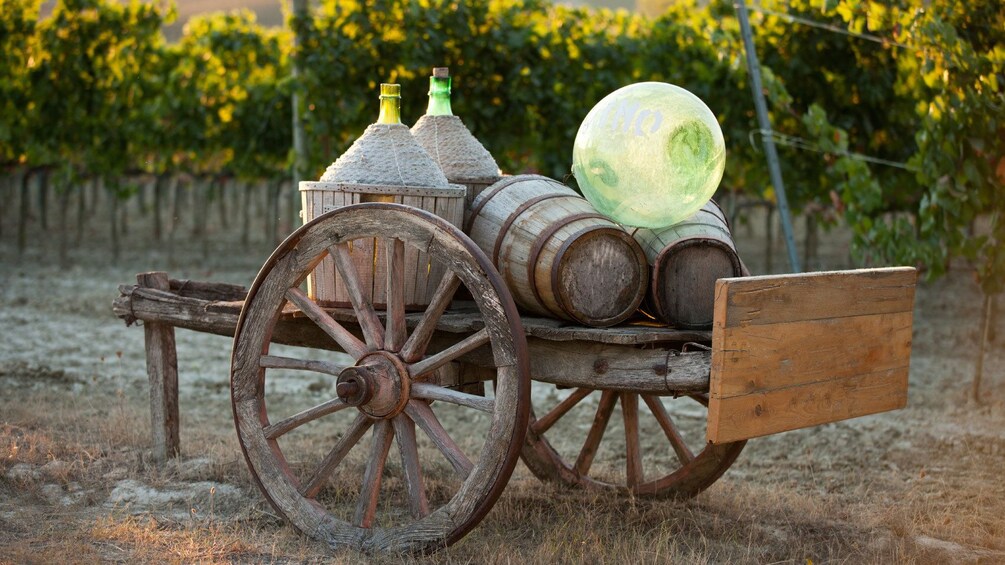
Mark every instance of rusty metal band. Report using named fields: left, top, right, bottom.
left=492, top=192, right=577, bottom=265
left=526, top=212, right=611, bottom=320
left=463, top=174, right=558, bottom=234
left=551, top=224, right=647, bottom=326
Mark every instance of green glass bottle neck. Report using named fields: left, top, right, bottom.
left=377, top=83, right=402, bottom=125
left=426, top=76, right=453, bottom=116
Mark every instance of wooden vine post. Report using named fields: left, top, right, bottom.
left=137, top=271, right=180, bottom=460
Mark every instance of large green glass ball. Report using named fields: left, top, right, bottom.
left=572, top=82, right=725, bottom=228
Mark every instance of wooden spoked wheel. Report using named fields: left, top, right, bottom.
left=230, top=204, right=529, bottom=553
left=521, top=387, right=745, bottom=498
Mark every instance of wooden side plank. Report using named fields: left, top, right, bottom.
left=708, top=367, right=908, bottom=443
left=708, top=267, right=916, bottom=444
left=718, top=267, right=916, bottom=327
left=712, top=311, right=913, bottom=396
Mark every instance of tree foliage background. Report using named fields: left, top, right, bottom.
left=1, top=0, right=1002, bottom=290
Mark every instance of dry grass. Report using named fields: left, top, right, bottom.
left=3, top=374, right=1000, bottom=564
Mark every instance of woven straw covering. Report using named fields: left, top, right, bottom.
left=411, top=115, right=500, bottom=182
left=319, top=123, right=449, bottom=188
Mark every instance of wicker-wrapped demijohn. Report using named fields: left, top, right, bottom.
left=466, top=174, right=648, bottom=327
left=411, top=67, right=502, bottom=220
left=631, top=200, right=743, bottom=329
left=300, top=83, right=466, bottom=310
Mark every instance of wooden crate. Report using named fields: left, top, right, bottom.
left=300, top=181, right=465, bottom=310
left=707, top=267, right=916, bottom=444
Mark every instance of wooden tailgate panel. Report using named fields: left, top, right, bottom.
left=707, top=267, right=916, bottom=444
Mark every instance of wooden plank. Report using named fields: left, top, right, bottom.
left=384, top=238, right=407, bottom=351
left=708, top=268, right=916, bottom=444
left=319, top=190, right=337, bottom=303
left=712, top=311, right=913, bottom=396
left=718, top=267, right=916, bottom=327
left=114, top=283, right=714, bottom=346
left=708, top=366, right=908, bottom=444
left=138, top=272, right=179, bottom=463
left=401, top=194, right=423, bottom=306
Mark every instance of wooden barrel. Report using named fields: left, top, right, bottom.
left=467, top=175, right=647, bottom=327
left=632, top=200, right=742, bottom=329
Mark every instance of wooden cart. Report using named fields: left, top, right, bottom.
left=114, top=204, right=916, bottom=553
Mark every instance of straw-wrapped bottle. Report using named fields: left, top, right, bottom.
left=411, top=68, right=502, bottom=223
left=300, top=83, right=466, bottom=309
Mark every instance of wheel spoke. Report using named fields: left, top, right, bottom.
left=530, top=388, right=594, bottom=436
left=643, top=395, right=695, bottom=465
left=687, top=393, right=709, bottom=407
left=411, top=382, right=495, bottom=413
left=392, top=415, right=429, bottom=518
left=285, top=287, right=369, bottom=360
left=354, top=421, right=394, bottom=528
left=405, top=400, right=473, bottom=479
left=622, top=393, right=643, bottom=489
left=300, top=413, right=373, bottom=498
left=264, top=397, right=350, bottom=440
left=574, top=390, right=618, bottom=477
left=399, top=272, right=461, bottom=362
left=408, top=328, right=490, bottom=379
left=330, top=243, right=384, bottom=350
left=384, top=238, right=407, bottom=352
left=260, top=354, right=348, bottom=377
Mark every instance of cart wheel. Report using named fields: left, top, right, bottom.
left=520, top=387, right=744, bottom=498
left=231, top=204, right=529, bottom=553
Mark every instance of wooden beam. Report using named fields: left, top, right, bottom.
left=138, top=272, right=180, bottom=462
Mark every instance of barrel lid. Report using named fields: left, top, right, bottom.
left=552, top=226, right=648, bottom=327
left=319, top=123, right=450, bottom=189
left=411, top=115, right=501, bottom=182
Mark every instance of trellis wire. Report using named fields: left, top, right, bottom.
left=748, top=130, right=917, bottom=171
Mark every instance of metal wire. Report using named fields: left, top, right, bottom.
left=748, top=129, right=917, bottom=171
left=745, top=3, right=915, bottom=50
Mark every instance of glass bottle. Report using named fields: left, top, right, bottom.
left=425, top=67, right=453, bottom=117
left=377, top=83, right=402, bottom=125
left=412, top=67, right=501, bottom=211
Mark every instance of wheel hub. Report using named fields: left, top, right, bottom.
left=336, top=351, right=411, bottom=419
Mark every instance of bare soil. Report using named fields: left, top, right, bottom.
left=1, top=193, right=1004, bottom=564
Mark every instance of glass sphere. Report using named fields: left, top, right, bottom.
left=572, top=82, right=725, bottom=228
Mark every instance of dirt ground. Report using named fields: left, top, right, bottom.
left=1, top=191, right=1004, bottom=564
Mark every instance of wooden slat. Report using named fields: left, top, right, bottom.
left=718, top=267, right=916, bottom=327
left=712, top=311, right=913, bottom=396
left=401, top=195, right=423, bottom=306
left=385, top=238, right=407, bottom=352
left=708, top=268, right=916, bottom=444
left=709, top=367, right=908, bottom=443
